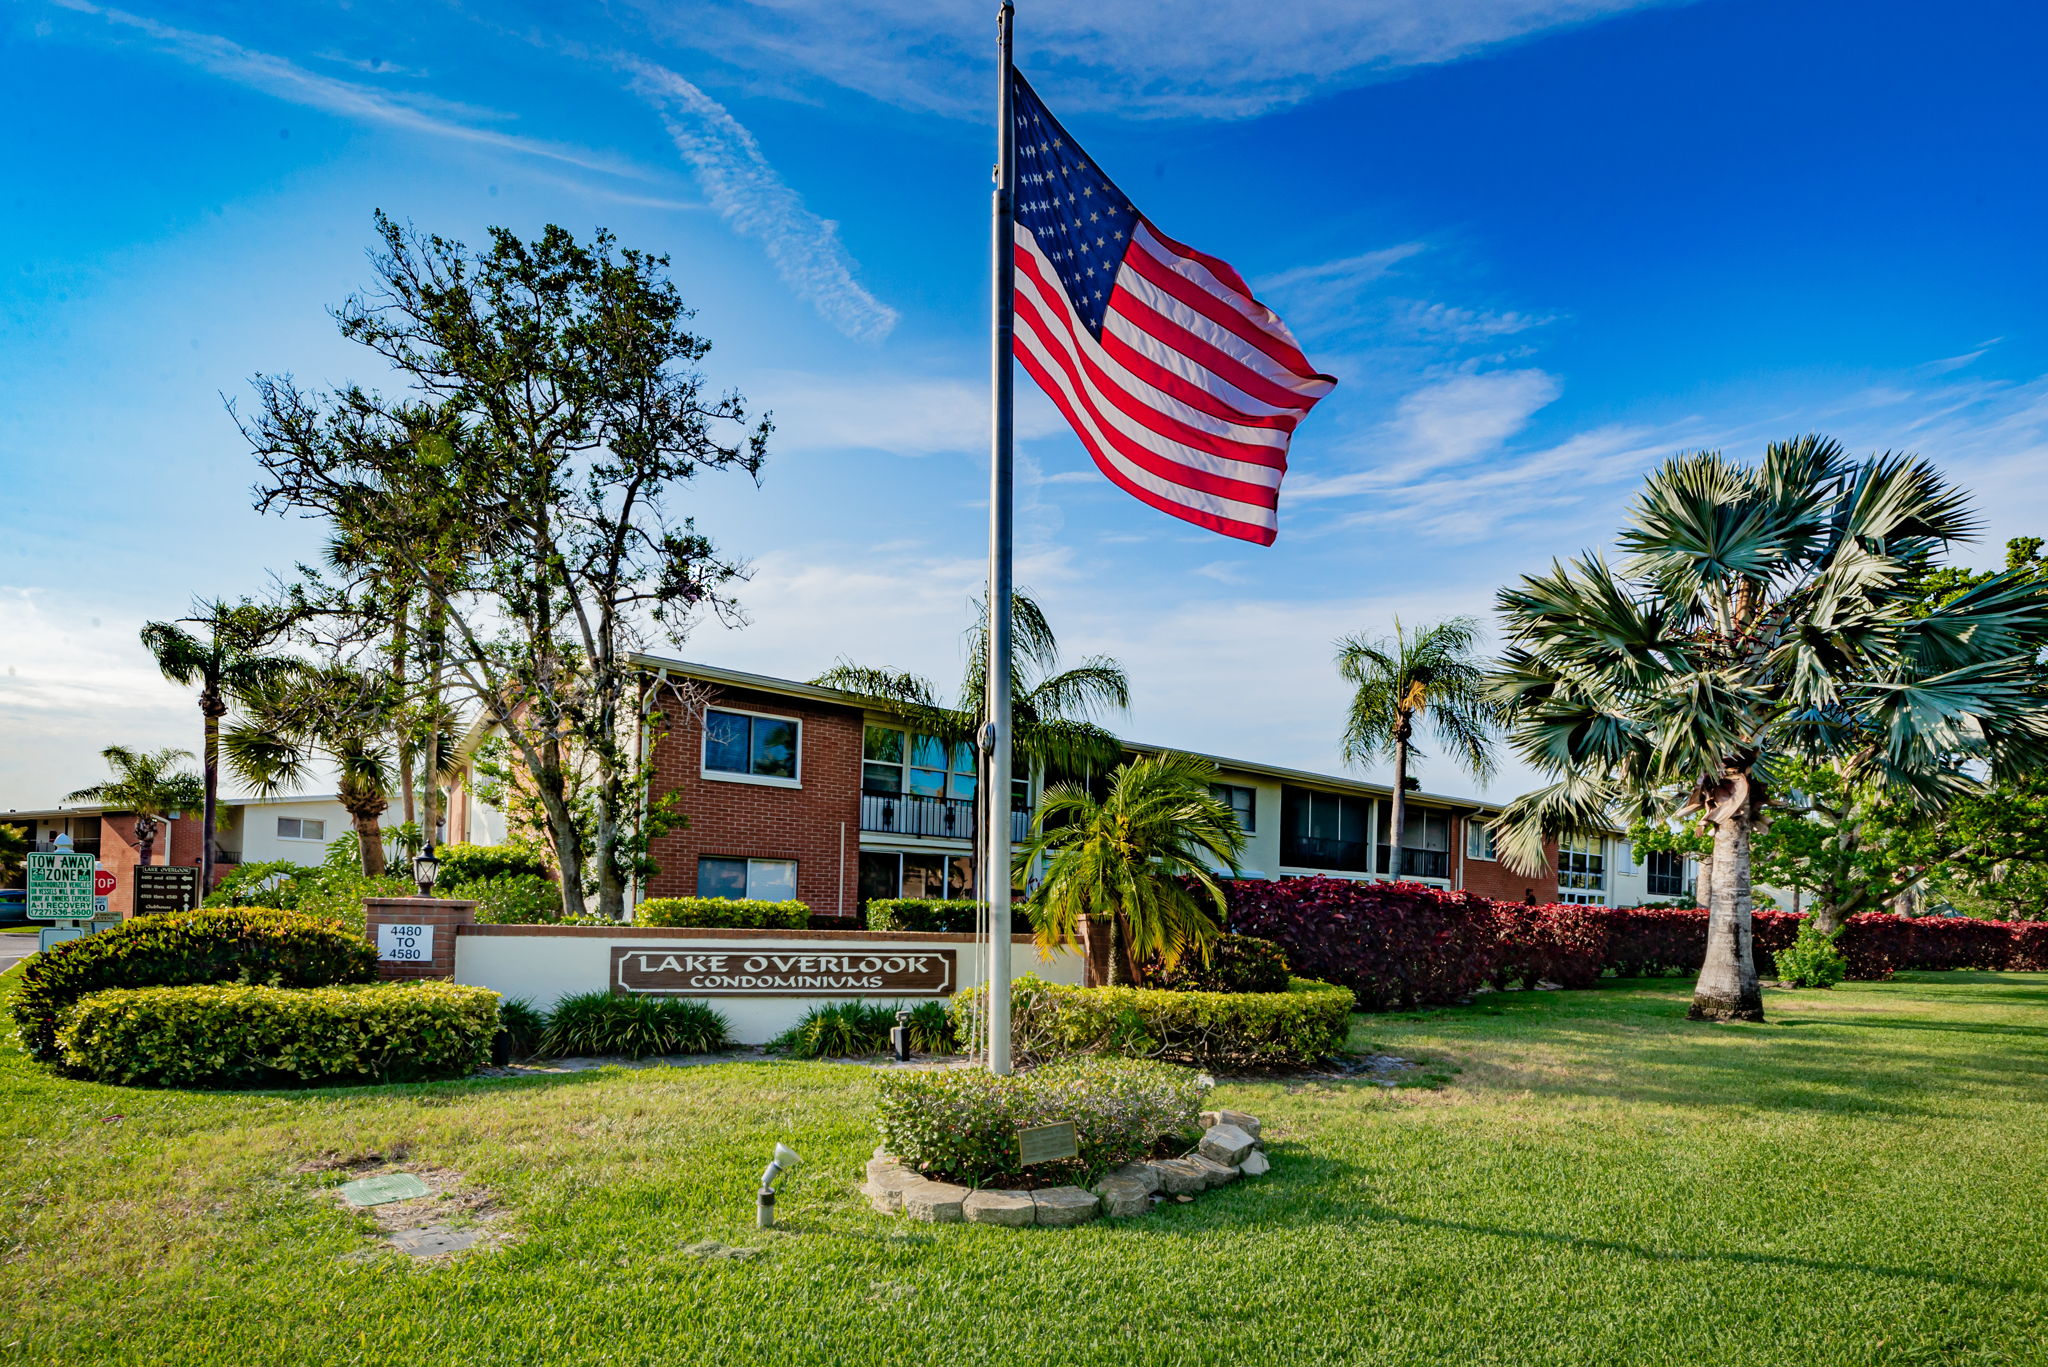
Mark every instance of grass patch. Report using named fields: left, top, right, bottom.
left=2, top=970, right=2046, bottom=1364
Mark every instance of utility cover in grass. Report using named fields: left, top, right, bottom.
left=340, top=1173, right=431, bottom=1207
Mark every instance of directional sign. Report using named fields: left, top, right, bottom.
left=133, top=866, right=200, bottom=917
left=26, top=852, right=96, bottom=921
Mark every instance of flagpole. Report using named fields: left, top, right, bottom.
left=983, top=0, right=1017, bottom=1076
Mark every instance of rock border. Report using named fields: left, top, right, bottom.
left=864, top=1108, right=1267, bottom=1228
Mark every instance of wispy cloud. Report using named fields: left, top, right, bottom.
left=47, top=0, right=654, bottom=181
left=1920, top=338, right=2003, bottom=375
left=636, top=0, right=1687, bottom=120
left=623, top=59, right=898, bottom=343
left=753, top=371, right=1060, bottom=455
left=1394, top=300, right=1557, bottom=342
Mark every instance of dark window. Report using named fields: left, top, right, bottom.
left=858, top=850, right=974, bottom=902
left=1211, top=784, right=1257, bottom=833
left=1281, top=788, right=1372, bottom=872
left=697, top=856, right=796, bottom=901
left=1375, top=802, right=1452, bottom=880
left=1647, top=849, right=1688, bottom=898
left=704, top=710, right=800, bottom=780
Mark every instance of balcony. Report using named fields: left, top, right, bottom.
left=861, top=792, right=1030, bottom=843
left=1280, top=836, right=1373, bottom=874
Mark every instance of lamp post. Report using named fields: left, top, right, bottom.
left=412, top=846, right=440, bottom=899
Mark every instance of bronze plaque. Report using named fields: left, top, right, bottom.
left=611, top=946, right=956, bottom=997
left=1017, top=1122, right=1079, bottom=1166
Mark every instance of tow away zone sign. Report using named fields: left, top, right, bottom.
left=27, top=852, right=97, bottom=920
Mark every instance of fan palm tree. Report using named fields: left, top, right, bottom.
left=1335, top=617, right=1500, bottom=879
left=1018, top=751, right=1247, bottom=984
left=222, top=664, right=438, bottom=877
left=1490, top=436, right=2048, bottom=1022
left=141, top=598, right=295, bottom=891
left=815, top=590, right=1130, bottom=801
left=66, top=746, right=205, bottom=868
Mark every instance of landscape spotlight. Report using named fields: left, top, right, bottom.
left=757, top=1143, right=802, bottom=1229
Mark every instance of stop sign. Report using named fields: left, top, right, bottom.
left=94, top=869, right=117, bottom=898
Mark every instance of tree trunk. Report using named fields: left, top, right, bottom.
left=200, top=689, right=224, bottom=895
left=349, top=805, right=389, bottom=877
left=1809, top=900, right=1844, bottom=936
left=1694, top=840, right=1714, bottom=912
left=395, top=602, right=415, bottom=826
left=1690, top=772, right=1764, bottom=1022
left=1388, top=716, right=1411, bottom=880
left=135, top=815, right=157, bottom=869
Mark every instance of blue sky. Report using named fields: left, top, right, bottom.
left=5, top=0, right=2048, bottom=808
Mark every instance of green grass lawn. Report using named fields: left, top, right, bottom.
left=4, top=967, right=2046, bottom=1366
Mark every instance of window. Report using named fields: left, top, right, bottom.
left=863, top=725, right=975, bottom=802
left=1466, top=819, right=1497, bottom=861
left=697, top=856, right=798, bottom=901
left=1646, top=849, right=1689, bottom=899
left=704, top=709, right=800, bottom=783
left=1374, top=802, right=1452, bottom=879
left=1280, top=788, right=1372, bottom=872
left=1211, top=784, right=1257, bottom=833
left=1557, top=832, right=1607, bottom=904
left=858, top=850, right=974, bottom=902
left=277, top=817, right=326, bottom=841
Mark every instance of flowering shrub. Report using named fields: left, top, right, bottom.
left=2011, top=922, right=2048, bottom=972
left=1226, top=878, right=1503, bottom=1010
left=950, top=973, right=1351, bottom=1069
left=56, top=981, right=499, bottom=1086
left=874, top=1054, right=1209, bottom=1185
left=1491, top=904, right=1609, bottom=989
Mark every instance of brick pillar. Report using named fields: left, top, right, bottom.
left=364, top=897, right=477, bottom=982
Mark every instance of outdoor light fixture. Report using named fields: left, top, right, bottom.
left=891, top=1009, right=912, bottom=1063
left=412, top=848, right=440, bottom=899
left=757, top=1143, right=802, bottom=1229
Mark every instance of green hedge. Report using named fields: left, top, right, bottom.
left=951, top=973, right=1352, bottom=1070
left=635, top=896, right=808, bottom=929
left=10, top=907, right=376, bottom=1064
left=433, top=842, right=550, bottom=885
left=866, top=899, right=981, bottom=933
left=449, top=873, right=562, bottom=924
left=56, top=981, right=500, bottom=1087
left=875, top=1056, right=1209, bottom=1185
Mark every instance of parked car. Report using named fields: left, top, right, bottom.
left=0, top=889, right=28, bottom=926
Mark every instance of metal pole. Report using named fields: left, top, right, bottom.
left=983, top=0, right=1017, bottom=1076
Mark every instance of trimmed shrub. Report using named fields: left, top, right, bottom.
left=1775, top=923, right=1847, bottom=989
left=433, top=842, right=550, bottom=886
left=1226, top=878, right=1502, bottom=1010
left=866, top=898, right=981, bottom=933
left=450, top=873, right=563, bottom=924
left=1148, top=933, right=1292, bottom=994
left=56, top=981, right=498, bottom=1087
left=635, top=896, right=808, bottom=929
left=202, top=861, right=321, bottom=911
left=534, top=991, right=731, bottom=1059
left=770, top=1001, right=898, bottom=1058
left=2011, top=922, right=2048, bottom=972
left=1492, top=904, right=1609, bottom=990
left=951, top=973, right=1352, bottom=1070
left=875, top=1054, right=1209, bottom=1185
left=11, top=908, right=376, bottom=1064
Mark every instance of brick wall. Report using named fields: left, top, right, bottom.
left=644, top=682, right=864, bottom=919
left=1456, top=813, right=1559, bottom=902
left=365, top=897, right=477, bottom=981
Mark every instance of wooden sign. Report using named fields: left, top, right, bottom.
left=611, top=946, right=956, bottom=997
left=1017, top=1122, right=1079, bottom=1167
left=133, top=866, right=201, bottom=917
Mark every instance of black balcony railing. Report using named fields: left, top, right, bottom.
left=860, top=792, right=1030, bottom=843
left=1377, top=846, right=1451, bottom=880
left=1280, top=836, right=1373, bottom=874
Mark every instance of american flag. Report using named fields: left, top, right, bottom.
left=1010, top=71, right=1336, bottom=545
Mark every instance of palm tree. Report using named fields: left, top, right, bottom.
left=0, top=823, right=29, bottom=886
left=816, top=592, right=1130, bottom=849
left=1018, top=751, right=1247, bottom=984
left=221, top=665, right=425, bottom=876
left=66, top=746, right=206, bottom=868
left=141, top=598, right=295, bottom=891
left=1490, top=437, right=2048, bottom=1022
left=1335, top=617, right=1500, bottom=879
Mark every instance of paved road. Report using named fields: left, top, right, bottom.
left=0, top=933, right=37, bottom=974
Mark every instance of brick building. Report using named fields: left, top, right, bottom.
left=570, top=657, right=1696, bottom=917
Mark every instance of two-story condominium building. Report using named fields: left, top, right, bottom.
left=596, top=656, right=1698, bottom=918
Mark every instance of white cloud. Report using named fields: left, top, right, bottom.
left=635, top=0, right=1685, bottom=119
left=1395, top=300, right=1556, bottom=342
left=47, top=0, right=654, bottom=180
left=624, top=60, right=899, bottom=343
left=1291, top=367, right=1563, bottom=501
left=754, top=371, right=1061, bottom=455
left=1255, top=244, right=1428, bottom=296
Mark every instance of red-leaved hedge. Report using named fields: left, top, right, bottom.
left=1219, top=879, right=2045, bottom=1009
